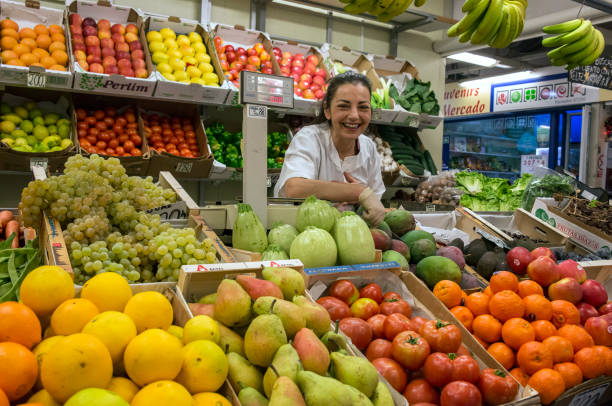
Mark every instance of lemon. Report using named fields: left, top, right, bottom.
left=183, top=315, right=219, bottom=344
left=167, top=325, right=184, bottom=341
left=183, top=55, right=198, bottom=66
left=106, top=377, right=139, bottom=403
left=160, top=28, right=176, bottom=40
left=28, top=389, right=61, bottom=406
left=196, top=53, right=211, bottom=64
left=32, top=336, right=64, bottom=390
left=131, top=381, right=192, bottom=406
left=0, top=120, right=16, bottom=133
left=190, top=78, right=206, bottom=86
left=41, top=333, right=113, bottom=403
left=81, top=272, right=132, bottom=312
left=198, top=62, right=214, bottom=74
left=123, top=291, right=173, bottom=333
left=64, top=388, right=129, bottom=406
left=188, top=32, right=203, bottom=43
left=148, top=41, right=166, bottom=53
left=164, top=38, right=178, bottom=50
left=124, top=329, right=183, bottom=386
left=176, top=35, right=190, bottom=47
left=14, top=106, right=28, bottom=119
left=193, top=392, right=232, bottom=406
left=169, top=58, right=186, bottom=72
left=146, top=31, right=163, bottom=43
left=179, top=46, right=195, bottom=57
left=20, top=265, right=75, bottom=317
left=186, top=66, right=202, bottom=79
left=50, top=298, right=99, bottom=335
left=162, top=72, right=176, bottom=81
left=192, top=42, right=206, bottom=54
left=82, top=311, right=137, bottom=365
left=157, top=62, right=172, bottom=74
left=203, top=72, right=219, bottom=84
left=152, top=51, right=169, bottom=65
left=174, top=70, right=189, bottom=82
left=175, top=340, right=227, bottom=393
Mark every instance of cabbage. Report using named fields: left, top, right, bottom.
left=333, top=211, right=375, bottom=265
left=262, top=244, right=289, bottom=261
left=296, top=195, right=340, bottom=233
left=232, top=203, right=268, bottom=253
left=268, top=221, right=298, bottom=254
left=290, top=226, right=337, bottom=268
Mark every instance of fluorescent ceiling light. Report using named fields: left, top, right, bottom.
left=447, top=52, right=498, bottom=67
left=496, top=63, right=512, bottom=69
left=460, top=70, right=539, bottom=87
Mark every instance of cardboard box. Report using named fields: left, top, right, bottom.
left=371, top=54, right=418, bottom=79
left=0, top=0, right=73, bottom=89
left=142, top=16, right=229, bottom=104
left=67, top=1, right=157, bottom=97
left=0, top=90, right=76, bottom=173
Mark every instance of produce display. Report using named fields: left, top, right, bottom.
left=69, top=14, right=147, bottom=77
left=542, top=18, right=605, bottom=70
left=75, top=106, right=142, bottom=157
left=378, top=125, right=438, bottom=176
left=0, top=268, right=233, bottom=405
left=343, top=0, right=429, bottom=22
left=521, top=173, right=575, bottom=211
left=415, top=171, right=463, bottom=206
left=456, top=171, right=532, bottom=212
left=143, top=112, right=201, bottom=158
left=366, top=134, right=400, bottom=173
left=0, top=101, right=73, bottom=153
left=146, top=28, right=219, bottom=86
left=559, top=196, right=612, bottom=236
left=214, top=37, right=271, bottom=88
left=276, top=49, right=327, bottom=100
left=448, top=0, right=527, bottom=48
left=0, top=19, right=68, bottom=71
left=0, top=230, right=41, bottom=302
left=389, top=78, right=440, bottom=115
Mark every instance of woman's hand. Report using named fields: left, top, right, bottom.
left=344, top=172, right=385, bottom=227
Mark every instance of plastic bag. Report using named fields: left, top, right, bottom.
left=521, top=172, right=576, bottom=211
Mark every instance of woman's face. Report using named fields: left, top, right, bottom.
left=324, top=83, right=371, bottom=141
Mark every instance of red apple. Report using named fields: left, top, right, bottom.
left=74, top=49, right=86, bottom=60
left=125, top=24, right=138, bottom=34
left=70, top=24, right=82, bottom=36
left=219, top=60, right=229, bottom=70
left=298, top=80, right=310, bottom=90
left=73, top=43, right=87, bottom=53
left=131, top=50, right=144, bottom=60
left=236, top=47, right=246, bottom=56
left=300, top=73, right=312, bottom=83
left=72, top=34, right=84, bottom=45
left=102, top=56, right=117, bottom=67
left=112, top=33, right=125, bottom=44
left=302, top=88, right=315, bottom=99
left=314, top=89, right=325, bottom=99
left=261, top=61, right=273, bottom=70
left=531, top=247, right=556, bottom=261
left=115, top=42, right=129, bottom=53
left=89, top=63, right=104, bottom=73
left=105, top=65, right=119, bottom=74
left=132, top=58, right=145, bottom=70
left=292, top=59, right=304, bottom=68
left=312, top=75, right=325, bottom=87
left=119, top=68, right=135, bottom=77
left=85, top=35, right=100, bottom=47
left=280, top=67, right=291, bottom=76
left=291, top=66, right=303, bottom=76
left=87, top=46, right=101, bottom=56
left=117, top=59, right=132, bottom=70
left=224, top=45, right=234, bottom=53
left=226, top=51, right=236, bottom=63
left=98, top=30, right=111, bottom=40
left=78, top=60, right=88, bottom=71
left=135, top=68, right=148, bottom=78
left=303, top=64, right=316, bottom=76
left=282, top=51, right=292, bottom=60
left=97, top=19, right=111, bottom=31
left=246, top=47, right=257, bottom=57
left=261, top=67, right=273, bottom=75
left=599, top=302, right=612, bottom=315
left=557, top=259, right=587, bottom=283
left=244, top=64, right=257, bottom=71
left=82, top=17, right=97, bottom=27
left=69, top=13, right=82, bottom=26
left=310, top=83, right=321, bottom=92
left=237, top=54, right=247, bottom=64
left=229, top=61, right=243, bottom=71
left=124, top=32, right=139, bottom=43
left=115, top=51, right=130, bottom=61
left=280, top=60, right=291, bottom=69
left=315, top=67, right=327, bottom=78
left=507, top=246, right=533, bottom=275
left=129, top=41, right=142, bottom=52
left=577, top=302, right=600, bottom=324
left=83, top=25, right=97, bottom=37
left=585, top=315, right=612, bottom=346
left=294, top=53, right=304, bottom=60
left=247, top=55, right=260, bottom=68
left=582, top=279, right=608, bottom=308
left=228, top=69, right=239, bottom=79
left=259, top=50, right=270, bottom=62
left=548, top=277, right=583, bottom=304
left=100, top=38, right=114, bottom=49
left=86, top=54, right=102, bottom=65
left=290, top=73, right=300, bottom=83
left=294, top=87, right=303, bottom=97
left=101, top=47, right=115, bottom=58
left=306, top=54, right=319, bottom=65
left=111, top=24, right=125, bottom=35
left=272, top=47, right=281, bottom=55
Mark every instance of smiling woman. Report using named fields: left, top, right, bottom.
left=273, top=71, right=386, bottom=226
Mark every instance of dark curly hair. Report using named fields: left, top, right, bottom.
left=313, top=71, right=372, bottom=123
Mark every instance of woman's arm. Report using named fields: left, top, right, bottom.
left=284, top=177, right=365, bottom=202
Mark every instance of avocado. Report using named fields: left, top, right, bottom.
left=384, top=209, right=416, bottom=236
left=409, top=239, right=436, bottom=264
left=401, top=230, right=435, bottom=248
left=448, top=238, right=464, bottom=252
left=415, top=256, right=462, bottom=288
left=464, top=239, right=487, bottom=266
left=377, top=221, right=392, bottom=237
left=477, top=251, right=498, bottom=280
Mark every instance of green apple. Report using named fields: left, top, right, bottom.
left=26, top=135, right=37, bottom=146
left=11, top=129, right=27, bottom=139
left=33, top=125, right=49, bottom=141
left=58, top=124, right=70, bottom=139
left=48, top=124, right=58, bottom=135
left=14, top=106, right=28, bottom=119
left=57, top=118, right=71, bottom=127
left=29, top=108, right=43, bottom=119
left=23, top=101, right=37, bottom=111
left=32, top=116, right=44, bottom=126
left=35, top=143, right=50, bottom=152
left=13, top=137, right=28, bottom=147
left=20, top=119, right=33, bottom=133
left=44, top=113, right=59, bottom=125
left=1, top=137, right=14, bottom=146
left=60, top=138, right=73, bottom=149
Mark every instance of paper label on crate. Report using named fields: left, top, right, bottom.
left=568, top=383, right=609, bottom=406
left=30, top=158, right=48, bottom=170
left=27, top=71, right=47, bottom=88
left=182, top=259, right=303, bottom=273
left=304, top=261, right=402, bottom=275
left=244, top=259, right=303, bottom=268
left=304, top=265, right=353, bottom=275
left=175, top=162, right=193, bottom=173
left=146, top=201, right=188, bottom=220
left=352, top=261, right=401, bottom=271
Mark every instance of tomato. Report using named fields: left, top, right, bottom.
left=391, top=330, right=430, bottom=370
left=456, top=345, right=472, bottom=357
left=316, top=296, right=351, bottom=322
left=350, top=298, right=379, bottom=320
left=339, top=317, right=372, bottom=350
left=403, top=378, right=440, bottom=405
left=330, top=279, right=359, bottom=305
left=478, top=368, right=518, bottom=405
left=367, top=314, right=386, bottom=339
left=380, top=297, right=412, bottom=317
left=411, top=316, right=428, bottom=331
left=440, top=381, right=482, bottom=406
left=424, top=352, right=453, bottom=387
left=451, top=355, right=480, bottom=384
left=365, top=338, right=393, bottom=361
left=383, top=291, right=401, bottom=301
left=372, top=357, right=407, bottom=392
left=419, top=319, right=462, bottom=353
left=360, top=283, right=383, bottom=304
left=383, top=313, right=414, bottom=341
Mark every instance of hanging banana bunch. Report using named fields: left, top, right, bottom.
left=542, top=18, right=605, bottom=70
left=447, top=0, right=527, bottom=48
left=342, top=0, right=429, bottom=22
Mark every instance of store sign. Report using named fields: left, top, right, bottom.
left=492, top=74, right=599, bottom=112
left=569, top=55, right=612, bottom=91
left=443, top=82, right=491, bottom=117
left=521, top=154, right=547, bottom=175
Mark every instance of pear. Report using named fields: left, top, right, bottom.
left=244, top=314, right=287, bottom=367
left=293, top=328, right=330, bottom=375
left=269, top=376, right=306, bottom=406
left=199, top=292, right=217, bottom=304
left=293, top=295, right=332, bottom=337
left=330, top=352, right=378, bottom=397
left=297, top=371, right=374, bottom=406
left=263, top=344, right=302, bottom=397
left=262, top=267, right=305, bottom=300
left=227, top=352, right=264, bottom=393
left=370, top=381, right=394, bottom=406
left=238, top=385, right=269, bottom=406
left=320, top=325, right=348, bottom=352
left=253, top=296, right=306, bottom=338
left=219, top=323, right=245, bottom=356
left=237, top=274, right=284, bottom=300
left=214, top=279, right=252, bottom=327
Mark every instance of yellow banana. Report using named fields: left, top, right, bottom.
left=543, top=18, right=582, bottom=34
left=462, top=0, right=482, bottom=12
left=566, top=28, right=598, bottom=63
left=505, top=2, right=524, bottom=37
left=579, top=29, right=604, bottom=66
left=547, top=27, right=595, bottom=59
left=490, top=5, right=512, bottom=48
left=370, top=0, right=395, bottom=16
left=378, top=0, right=413, bottom=22
left=415, top=0, right=427, bottom=6
left=458, top=24, right=478, bottom=42
left=448, top=0, right=491, bottom=37
left=345, top=0, right=377, bottom=14
left=542, top=19, right=591, bottom=48
left=471, top=0, right=504, bottom=44
left=480, top=7, right=505, bottom=45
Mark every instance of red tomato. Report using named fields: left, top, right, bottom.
left=360, top=283, right=383, bottom=304
left=365, top=339, right=393, bottom=361
left=372, top=357, right=407, bottom=392
left=367, top=314, right=386, bottom=339
left=383, top=291, right=401, bottom=301
left=451, top=355, right=480, bottom=384
left=75, top=108, right=87, bottom=120
left=424, top=352, right=453, bottom=388
left=350, top=298, right=379, bottom=320
left=380, top=297, right=412, bottom=317
left=419, top=319, right=462, bottom=353
left=317, top=296, right=351, bottom=322
left=330, top=279, right=359, bottom=305
left=440, top=381, right=482, bottom=406
left=403, top=378, right=440, bottom=405
left=411, top=316, right=428, bottom=331
left=339, top=317, right=372, bottom=350
left=478, top=368, right=519, bottom=406
left=383, top=313, right=414, bottom=341
left=391, top=330, right=430, bottom=370
left=94, top=110, right=105, bottom=120
left=456, top=345, right=472, bottom=357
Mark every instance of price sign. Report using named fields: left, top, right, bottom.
left=145, top=201, right=188, bottom=220
left=240, top=71, right=294, bottom=109
left=27, top=71, right=47, bottom=88
left=521, top=154, right=547, bottom=175
left=567, top=383, right=609, bottom=406
left=175, top=161, right=193, bottom=173
left=30, top=157, right=48, bottom=170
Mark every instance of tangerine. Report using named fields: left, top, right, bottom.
left=0, top=389, right=7, bottom=406
left=0, top=301, right=41, bottom=349
left=542, top=336, right=573, bottom=363
left=1, top=28, right=19, bottom=40
left=0, top=19, right=19, bottom=31
left=510, top=367, right=529, bottom=387
left=48, top=25, right=63, bottom=36
left=489, top=290, right=525, bottom=322
left=501, top=318, right=535, bottom=350
left=48, top=64, right=66, bottom=71
left=483, top=286, right=493, bottom=297
left=6, top=58, right=24, bottom=66
left=39, top=56, right=56, bottom=68
left=531, top=320, right=557, bottom=341
left=574, top=346, right=607, bottom=379
left=32, top=48, right=49, bottom=59
left=557, top=325, right=594, bottom=353
left=20, top=52, right=39, bottom=66
left=50, top=50, right=67, bottom=65
left=13, top=43, right=30, bottom=56
left=517, top=280, right=544, bottom=298
left=33, top=24, right=49, bottom=36
left=516, top=341, right=553, bottom=375
left=528, top=369, right=565, bottom=405
left=19, top=28, right=36, bottom=40
left=473, top=314, right=502, bottom=343
left=487, top=342, right=515, bottom=370
left=35, top=35, right=51, bottom=50
left=523, top=294, right=552, bottom=321
left=0, top=36, right=17, bottom=50
left=465, top=292, right=489, bottom=316
left=490, top=271, right=519, bottom=293
left=0, top=49, right=17, bottom=61
left=0, top=342, right=38, bottom=401
left=21, top=37, right=36, bottom=50
left=433, top=280, right=463, bottom=309
left=450, top=306, right=474, bottom=332
left=550, top=300, right=580, bottom=328
left=50, top=33, right=65, bottom=44
left=553, top=362, right=583, bottom=389
left=48, top=42, right=66, bottom=54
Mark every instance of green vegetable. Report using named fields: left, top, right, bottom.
left=521, top=174, right=575, bottom=211
left=389, top=79, right=440, bottom=116
left=332, top=211, right=375, bottom=265
left=296, top=195, right=340, bottom=233
left=0, top=235, right=41, bottom=302
left=455, top=172, right=485, bottom=194
left=457, top=172, right=536, bottom=212
left=267, top=221, right=298, bottom=254
left=261, top=244, right=289, bottom=261
left=232, top=203, right=268, bottom=253
left=290, top=226, right=337, bottom=268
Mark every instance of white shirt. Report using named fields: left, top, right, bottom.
left=274, top=122, right=385, bottom=199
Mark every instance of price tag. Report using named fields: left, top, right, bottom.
left=27, top=71, right=47, bottom=88
left=175, top=161, right=193, bottom=173
left=146, top=201, right=188, bottom=220
left=521, top=154, right=547, bottom=175
left=405, top=117, right=419, bottom=128
left=30, top=157, right=48, bottom=170
left=247, top=104, right=267, bottom=119
left=568, top=383, right=609, bottom=406
left=425, top=204, right=436, bottom=212
left=266, top=175, right=272, bottom=188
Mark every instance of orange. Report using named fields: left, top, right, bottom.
left=528, top=369, right=565, bottom=405
left=516, top=341, right=553, bottom=375
left=20, top=53, right=39, bottom=66
left=465, top=292, right=490, bottom=316
left=6, top=58, right=24, bottom=66
left=433, top=280, right=463, bottom=308
left=483, top=286, right=493, bottom=297
left=50, top=50, right=67, bottom=66
left=517, top=280, right=544, bottom=298
left=39, top=56, right=56, bottom=68
left=29, top=62, right=45, bottom=68
left=450, top=306, right=474, bottom=332
left=0, top=388, right=7, bottom=406
left=48, top=24, right=64, bottom=36
left=13, top=43, right=31, bottom=56
left=489, top=290, right=525, bottom=322
left=19, top=28, right=36, bottom=40
left=50, top=33, right=65, bottom=44
left=33, top=24, right=49, bottom=36
left=0, top=36, right=17, bottom=50
left=473, top=314, right=502, bottom=343
left=501, top=317, right=535, bottom=350
left=0, top=301, right=42, bottom=349
left=20, top=38, right=36, bottom=50
left=0, top=342, right=38, bottom=401
left=487, top=342, right=515, bottom=370
left=523, top=295, right=552, bottom=321
left=48, top=41, right=65, bottom=54
left=595, top=345, right=612, bottom=375
left=510, top=367, right=529, bottom=387
left=550, top=300, right=580, bottom=328
left=531, top=320, right=557, bottom=341
left=48, top=64, right=66, bottom=71
left=557, top=325, right=594, bottom=353
left=554, top=362, right=583, bottom=389
left=542, top=336, right=573, bottom=363
left=574, top=346, right=607, bottom=379
left=31, top=48, right=49, bottom=59
left=35, top=35, right=51, bottom=50
left=1, top=49, right=17, bottom=61
left=0, top=19, right=19, bottom=31
left=1, top=28, right=19, bottom=40
left=490, top=271, right=519, bottom=293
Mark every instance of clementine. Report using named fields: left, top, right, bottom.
left=473, top=314, right=502, bottom=343
left=490, top=271, right=519, bottom=293
left=489, top=290, right=525, bottom=322
left=517, top=280, right=544, bottom=298
left=523, top=294, right=552, bottom=321
left=553, top=362, right=583, bottom=389
left=516, top=341, right=553, bottom=375
left=465, top=292, right=490, bottom=316
left=542, top=336, right=573, bottom=363
left=531, top=320, right=557, bottom=341
left=557, top=325, right=594, bottom=353
left=0, top=301, right=41, bottom=349
left=528, top=369, right=565, bottom=405
left=487, top=342, right=515, bottom=370
left=501, top=318, right=535, bottom=350
left=550, top=300, right=580, bottom=328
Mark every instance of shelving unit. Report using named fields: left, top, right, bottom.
left=449, top=150, right=521, bottom=159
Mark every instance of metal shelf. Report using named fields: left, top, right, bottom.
left=449, top=150, right=522, bottom=159
left=446, top=131, right=519, bottom=142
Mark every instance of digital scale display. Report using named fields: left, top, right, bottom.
left=240, top=71, right=294, bottom=109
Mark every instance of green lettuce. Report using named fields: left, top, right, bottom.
left=456, top=172, right=485, bottom=194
